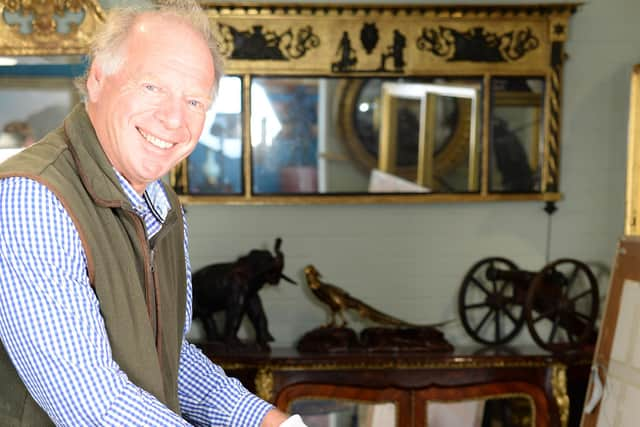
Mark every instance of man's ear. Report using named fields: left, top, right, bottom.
left=86, top=59, right=104, bottom=103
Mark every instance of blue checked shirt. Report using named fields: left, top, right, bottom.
left=0, top=172, right=273, bottom=426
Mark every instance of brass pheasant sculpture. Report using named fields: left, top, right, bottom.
left=304, top=264, right=420, bottom=328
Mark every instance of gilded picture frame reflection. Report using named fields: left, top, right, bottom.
left=378, top=81, right=481, bottom=193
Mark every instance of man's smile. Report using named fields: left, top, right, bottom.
left=137, top=127, right=175, bottom=150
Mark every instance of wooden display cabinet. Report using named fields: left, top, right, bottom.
left=200, top=345, right=591, bottom=427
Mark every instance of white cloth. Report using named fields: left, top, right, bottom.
left=280, top=414, right=308, bottom=427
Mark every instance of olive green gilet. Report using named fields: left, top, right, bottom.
left=0, top=104, right=187, bottom=425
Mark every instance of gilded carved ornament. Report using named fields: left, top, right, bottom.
left=551, top=363, right=570, bottom=427
left=255, top=367, right=274, bottom=402
left=201, top=2, right=581, bottom=77
left=0, top=0, right=105, bottom=55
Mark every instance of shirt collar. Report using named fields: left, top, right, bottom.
left=114, top=170, right=170, bottom=224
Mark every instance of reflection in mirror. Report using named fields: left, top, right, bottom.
left=338, top=77, right=484, bottom=193
left=182, top=76, right=243, bottom=195
left=249, top=76, right=484, bottom=195
left=289, top=398, right=396, bottom=427
left=377, top=82, right=480, bottom=193
left=427, top=397, right=532, bottom=427
left=490, top=77, right=545, bottom=193
left=0, top=56, right=84, bottom=164
left=178, top=75, right=548, bottom=197
left=251, top=77, right=319, bottom=194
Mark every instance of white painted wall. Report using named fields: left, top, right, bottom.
left=103, top=0, right=634, bottom=348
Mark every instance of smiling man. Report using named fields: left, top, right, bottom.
left=0, top=1, right=304, bottom=426
left=85, top=9, right=213, bottom=195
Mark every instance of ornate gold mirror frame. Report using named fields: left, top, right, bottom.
left=171, top=2, right=579, bottom=204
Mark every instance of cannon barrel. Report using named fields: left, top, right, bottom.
left=486, top=266, right=536, bottom=284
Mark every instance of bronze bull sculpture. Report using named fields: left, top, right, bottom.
left=192, top=238, right=296, bottom=349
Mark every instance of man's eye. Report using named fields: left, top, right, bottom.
left=188, top=99, right=205, bottom=110
left=144, top=84, right=159, bottom=92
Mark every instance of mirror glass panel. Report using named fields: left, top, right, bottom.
left=289, top=398, right=396, bottom=427
left=489, top=77, right=545, bottom=193
left=185, top=76, right=243, bottom=195
left=248, top=76, right=484, bottom=195
left=251, top=76, right=319, bottom=194
left=427, top=397, right=532, bottom=427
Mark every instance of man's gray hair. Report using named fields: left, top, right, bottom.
left=75, top=0, right=224, bottom=99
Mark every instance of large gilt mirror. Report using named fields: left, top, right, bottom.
left=0, top=1, right=578, bottom=204
left=171, top=2, right=578, bottom=204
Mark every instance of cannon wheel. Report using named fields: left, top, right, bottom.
left=525, top=259, right=599, bottom=353
left=458, top=257, right=526, bottom=346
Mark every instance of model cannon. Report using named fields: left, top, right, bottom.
left=458, top=257, right=600, bottom=353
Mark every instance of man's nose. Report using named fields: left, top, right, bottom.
left=155, top=97, right=186, bottom=129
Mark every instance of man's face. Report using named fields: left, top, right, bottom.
left=86, top=14, right=215, bottom=194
